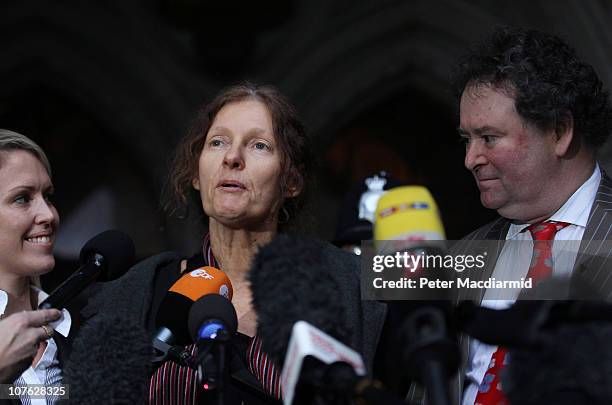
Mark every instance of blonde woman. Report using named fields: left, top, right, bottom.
left=0, top=130, right=68, bottom=405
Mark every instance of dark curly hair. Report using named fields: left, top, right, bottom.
left=451, top=26, right=612, bottom=148
left=164, top=82, right=312, bottom=227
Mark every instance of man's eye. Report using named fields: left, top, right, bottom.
left=459, top=137, right=471, bottom=146
left=44, top=193, right=54, bottom=204
left=482, top=135, right=495, bottom=143
left=209, top=139, right=223, bottom=147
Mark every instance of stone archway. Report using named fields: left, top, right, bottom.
left=0, top=2, right=216, bottom=253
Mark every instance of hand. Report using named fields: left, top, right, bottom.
left=0, top=309, right=61, bottom=383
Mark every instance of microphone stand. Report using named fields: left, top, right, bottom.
left=194, top=329, right=230, bottom=405
left=398, top=305, right=459, bottom=405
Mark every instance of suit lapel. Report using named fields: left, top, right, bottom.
left=574, top=172, right=612, bottom=298
left=454, top=217, right=510, bottom=302
left=451, top=217, right=509, bottom=405
left=478, top=218, right=510, bottom=301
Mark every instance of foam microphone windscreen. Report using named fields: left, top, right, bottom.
left=63, top=313, right=151, bottom=404
left=503, top=322, right=612, bottom=405
left=188, top=294, right=238, bottom=342
left=456, top=301, right=543, bottom=348
left=156, top=267, right=232, bottom=344
left=249, top=235, right=351, bottom=366
left=458, top=278, right=611, bottom=348
left=79, top=229, right=136, bottom=281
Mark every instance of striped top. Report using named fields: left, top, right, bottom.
left=13, top=339, right=63, bottom=405
left=1, top=287, right=71, bottom=405
left=246, top=335, right=282, bottom=400
left=147, top=234, right=282, bottom=404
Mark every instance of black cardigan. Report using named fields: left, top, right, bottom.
left=78, top=238, right=387, bottom=404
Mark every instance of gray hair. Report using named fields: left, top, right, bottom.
left=0, top=129, right=51, bottom=176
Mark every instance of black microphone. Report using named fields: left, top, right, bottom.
left=457, top=278, right=612, bottom=348
left=250, top=234, right=404, bottom=404
left=188, top=294, right=238, bottom=402
left=250, top=234, right=352, bottom=367
left=503, top=321, right=612, bottom=405
left=188, top=294, right=238, bottom=345
left=39, top=230, right=135, bottom=310
left=63, top=312, right=151, bottom=404
left=152, top=267, right=232, bottom=364
left=457, top=278, right=612, bottom=404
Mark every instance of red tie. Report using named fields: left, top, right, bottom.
left=525, top=221, right=570, bottom=281
left=474, top=221, right=570, bottom=405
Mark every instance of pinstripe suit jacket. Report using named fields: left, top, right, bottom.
left=456, top=170, right=612, bottom=301
left=405, top=170, right=612, bottom=405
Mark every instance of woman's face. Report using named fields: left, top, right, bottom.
left=0, top=150, right=59, bottom=279
left=194, top=99, right=297, bottom=229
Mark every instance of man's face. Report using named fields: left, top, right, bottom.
left=458, top=84, right=559, bottom=222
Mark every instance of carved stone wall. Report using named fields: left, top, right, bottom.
left=1, top=0, right=610, bottom=252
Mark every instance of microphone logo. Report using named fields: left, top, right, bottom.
left=410, top=201, right=429, bottom=209
left=190, top=269, right=215, bottom=280
left=378, top=201, right=430, bottom=218
left=219, top=284, right=230, bottom=299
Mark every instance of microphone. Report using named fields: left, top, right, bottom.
left=457, top=278, right=612, bottom=404
left=250, top=235, right=405, bottom=404
left=63, top=312, right=152, bottom=404
left=152, top=267, right=233, bottom=363
left=373, top=186, right=459, bottom=405
left=188, top=294, right=238, bottom=400
left=458, top=277, right=612, bottom=348
left=188, top=294, right=238, bottom=345
left=374, top=185, right=446, bottom=254
left=39, top=230, right=135, bottom=310
left=371, top=185, right=450, bottom=299
left=282, top=320, right=366, bottom=405
left=503, top=321, right=612, bottom=405
left=250, top=234, right=351, bottom=367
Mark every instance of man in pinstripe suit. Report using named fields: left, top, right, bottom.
left=445, top=27, right=612, bottom=405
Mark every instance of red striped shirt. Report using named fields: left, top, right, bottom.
left=147, top=234, right=282, bottom=404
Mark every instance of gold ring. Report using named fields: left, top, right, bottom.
left=41, top=325, right=54, bottom=339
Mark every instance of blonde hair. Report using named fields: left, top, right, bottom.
left=0, top=129, right=52, bottom=177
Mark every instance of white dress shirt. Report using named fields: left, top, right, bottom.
left=0, top=286, right=72, bottom=405
left=462, top=165, right=601, bottom=405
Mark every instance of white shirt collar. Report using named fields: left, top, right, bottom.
left=0, top=286, right=72, bottom=338
left=506, top=164, right=601, bottom=239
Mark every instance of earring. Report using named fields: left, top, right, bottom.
left=279, top=206, right=290, bottom=224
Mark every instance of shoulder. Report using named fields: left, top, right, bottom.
left=448, top=217, right=509, bottom=259
left=130, top=251, right=184, bottom=276
left=313, top=238, right=360, bottom=274
left=598, top=169, right=612, bottom=193
left=81, top=252, right=183, bottom=319
left=288, top=236, right=365, bottom=286
left=104, top=251, right=183, bottom=292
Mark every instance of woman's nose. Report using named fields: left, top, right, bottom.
left=223, top=145, right=245, bottom=169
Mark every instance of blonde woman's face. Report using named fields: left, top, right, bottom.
left=0, top=150, right=59, bottom=279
